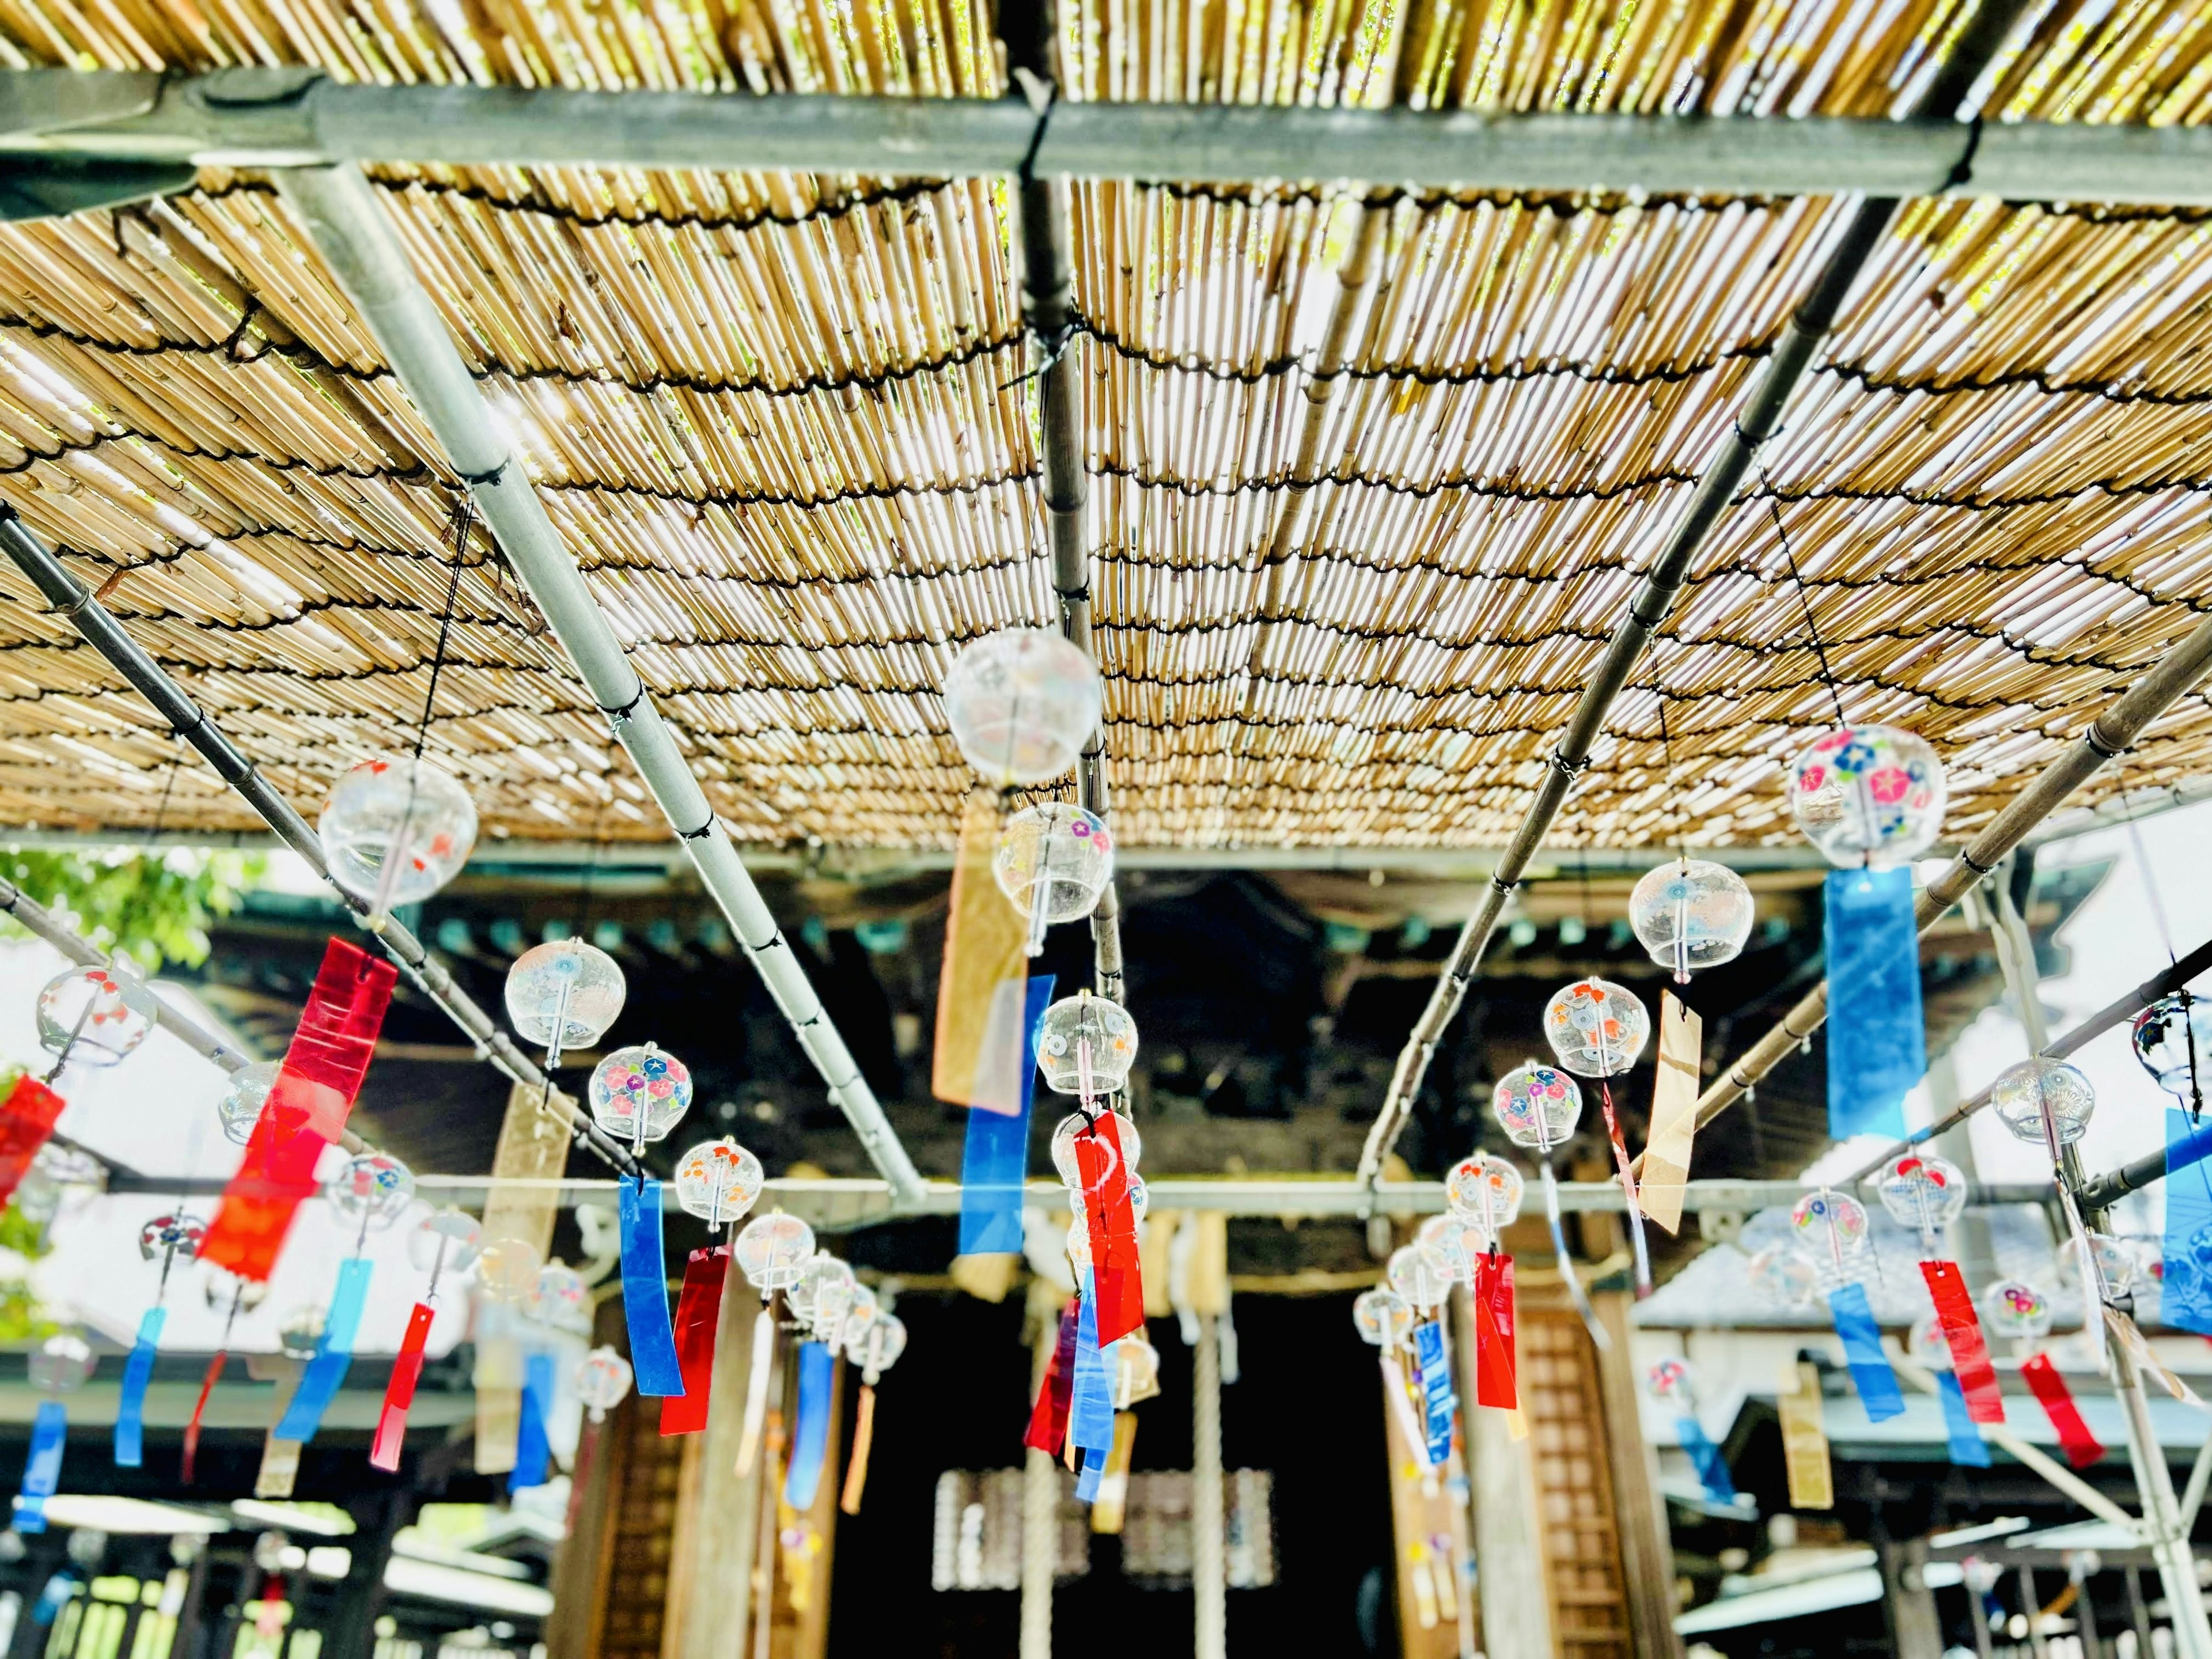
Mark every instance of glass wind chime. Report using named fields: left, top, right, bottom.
left=1787, top=725, right=1947, bottom=1139
left=1, top=962, right=157, bottom=1215
left=1875, top=1152, right=2004, bottom=1431
left=116, top=1213, right=206, bottom=1468
left=1624, top=858, right=1752, bottom=1233
left=1983, top=1277, right=2104, bottom=1468
left=1542, top=978, right=1654, bottom=1294
left=1646, top=1359, right=1734, bottom=1502
left=1989, top=1056, right=2108, bottom=1368
left=1787, top=1188, right=1903, bottom=1422
left=1491, top=1059, right=1604, bottom=1336
left=15, top=1334, right=94, bottom=1531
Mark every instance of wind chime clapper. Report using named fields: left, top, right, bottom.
left=319, top=751, right=480, bottom=929
left=116, top=1212, right=207, bottom=1469
left=368, top=1206, right=484, bottom=1474
left=1490, top=1059, right=1608, bottom=1346
left=16, top=1332, right=94, bottom=1531
left=1541, top=978, right=1655, bottom=1297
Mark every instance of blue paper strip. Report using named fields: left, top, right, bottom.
left=1070, top=1278, right=1115, bottom=1464
left=274, top=1256, right=373, bottom=1442
left=620, top=1179, right=686, bottom=1396
left=1412, top=1320, right=1455, bottom=1467
left=1828, top=1281, right=1905, bottom=1421
left=2164, top=1108, right=2212, bottom=1337
left=782, top=1342, right=834, bottom=1510
left=14, top=1399, right=66, bottom=1533
left=1824, top=869, right=1925, bottom=1140
left=509, top=1352, right=554, bottom=1493
left=1676, top=1416, right=1736, bottom=1500
left=113, top=1306, right=166, bottom=1468
left=1936, top=1370, right=1991, bottom=1467
left=959, top=976, right=1054, bottom=1255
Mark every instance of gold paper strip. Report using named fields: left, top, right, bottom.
left=1779, top=1361, right=1834, bottom=1510
left=1638, top=991, right=1702, bottom=1236
left=933, top=792, right=1027, bottom=1108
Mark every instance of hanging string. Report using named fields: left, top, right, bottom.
left=1755, top=460, right=1849, bottom=730
left=1652, top=661, right=1688, bottom=869
left=141, top=738, right=184, bottom=850
left=415, top=500, right=473, bottom=760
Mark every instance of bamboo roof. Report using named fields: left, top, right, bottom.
left=0, top=0, right=2209, bottom=851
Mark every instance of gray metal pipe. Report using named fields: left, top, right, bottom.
left=13, top=70, right=2212, bottom=205
left=1354, top=0, right=2033, bottom=1192
left=0, top=503, right=635, bottom=1177
left=273, top=162, right=925, bottom=1206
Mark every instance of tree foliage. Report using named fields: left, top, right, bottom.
left=0, top=848, right=263, bottom=970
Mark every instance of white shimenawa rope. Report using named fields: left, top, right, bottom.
left=1022, top=1323, right=1057, bottom=1659
left=1194, top=1311, right=1227, bottom=1659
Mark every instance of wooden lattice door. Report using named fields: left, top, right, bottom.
left=1518, top=1308, right=1633, bottom=1657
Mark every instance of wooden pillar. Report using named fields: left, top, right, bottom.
left=1382, top=1312, right=1474, bottom=1656
left=1592, top=1291, right=1683, bottom=1659
left=324, top=1491, right=408, bottom=1659
left=762, top=1351, right=845, bottom=1659
left=1878, top=1537, right=1943, bottom=1659
left=662, top=1270, right=770, bottom=1659
left=547, top=1298, right=628, bottom=1659
left=1450, top=1289, right=1554, bottom=1658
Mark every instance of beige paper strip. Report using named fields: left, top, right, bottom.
left=1089, top=1412, right=1139, bottom=1534
left=482, top=1079, right=574, bottom=1261
left=1638, top=991, right=1703, bottom=1236
left=2107, top=1306, right=2204, bottom=1407
left=253, top=1358, right=304, bottom=1499
left=932, top=792, right=1028, bottom=1108
left=1778, top=1362, right=1834, bottom=1510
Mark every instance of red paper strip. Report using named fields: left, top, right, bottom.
left=370, top=1301, right=437, bottom=1472
left=1024, top=1299, right=1081, bottom=1455
left=1921, top=1260, right=2005, bottom=1424
left=659, top=1247, right=729, bottom=1437
left=1074, top=1115, right=1145, bottom=1345
left=2022, top=1351, right=2105, bottom=1468
left=1472, top=1253, right=1518, bottom=1409
left=181, top=1351, right=225, bottom=1484
left=204, top=940, right=396, bottom=1279
left=0, top=1075, right=66, bottom=1211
